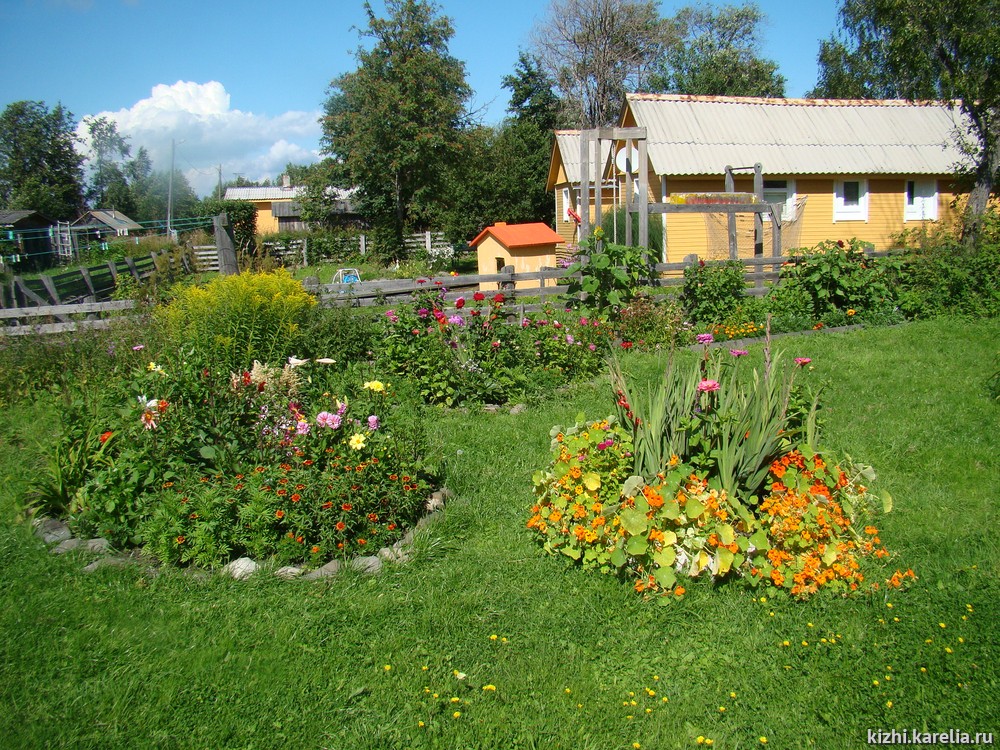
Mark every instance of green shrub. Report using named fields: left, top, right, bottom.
left=682, top=259, right=747, bottom=324
left=561, top=228, right=650, bottom=314
left=776, top=238, right=899, bottom=317
left=155, top=270, right=316, bottom=372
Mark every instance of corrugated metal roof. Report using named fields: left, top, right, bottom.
left=552, top=131, right=615, bottom=184
left=625, top=94, right=970, bottom=176
left=82, top=210, right=142, bottom=231
left=224, top=186, right=305, bottom=201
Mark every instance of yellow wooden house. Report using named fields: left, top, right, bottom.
left=546, top=131, right=618, bottom=250
left=555, top=94, right=970, bottom=262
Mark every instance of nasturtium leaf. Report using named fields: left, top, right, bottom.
left=822, top=546, right=838, bottom=566
left=661, top=530, right=678, bottom=546
left=562, top=546, right=581, bottom=560
left=622, top=475, right=645, bottom=498
left=609, top=548, right=627, bottom=567
left=620, top=508, right=649, bottom=536
left=717, top=547, right=734, bottom=575
left=749, top=529, right=770, bottom=550
left=582, top=472, right=601, bottom=491
left=626, top=535, right=649, bottom=555
left=685, top=496, right=706, bottom=519
left=718, top=523, right=735, bottom=546
left=662, top=499, right=680, bottom=520
left=654, top=547, right=676, bottom=568
left=880, top=490, right=893, bottom=514
left=653, top=566, right=676, bottom=589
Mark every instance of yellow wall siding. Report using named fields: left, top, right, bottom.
left=254, top=202, right=279, bottom=234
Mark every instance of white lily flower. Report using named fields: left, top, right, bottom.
left=288, top=356, right=310, bottom=367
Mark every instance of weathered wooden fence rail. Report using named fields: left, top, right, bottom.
left=0, top=299, right=137, bottom=336
left=0, top=249, right=192, bottom=309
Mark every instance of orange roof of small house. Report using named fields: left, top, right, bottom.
left=469, top=222, right=563, bottom=248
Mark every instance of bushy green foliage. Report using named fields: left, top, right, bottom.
left=379, top=293, right=611, bottom=406
left=561, top=229, right=650, bottom=313
left=200, top=199, right=257, bottom=253
left=598, top=205, right=665, bottom=251
left=776, top=238, right=899, bottom=318
left=155, top=270, right=316, bottom=372
left=682, top=259, right=747, bottom=323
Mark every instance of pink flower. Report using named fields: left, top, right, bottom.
left=132, top=344, right=145, bottom=351
left=491, top=341, right=500, bottom=348
left=367, top=415, right=380, bottom=431
left=316, top=411, right=338, bottom=429
left=588, top=343, right=596, bottom=351
left=794, top=357, right=812, bottom=367
left=385, top=310, right=399, bottom=323
left=730, top=349, right=749, bottom=357
left=697, top=379, right=720, bottom=393
left=696, top=333, right=714, bottom=345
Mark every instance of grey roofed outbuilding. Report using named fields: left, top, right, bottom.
left=224, top=186, right=305, bottom=201
left=623, top=93, right=972, bottom=177
left=73, top=209, right=142, bottom=233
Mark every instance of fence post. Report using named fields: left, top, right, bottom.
left=501, top=265, right=515, bottom=292
left=213, top=213, right=240, bottom=275
left=360, top=234, right=367, bottom=256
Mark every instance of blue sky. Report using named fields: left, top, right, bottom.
left=0, top=0, right=841, bottom=196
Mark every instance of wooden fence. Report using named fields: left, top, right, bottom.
left=0, top=249, right=191, bottom=309
left=4, top=249, right=890, bottom=336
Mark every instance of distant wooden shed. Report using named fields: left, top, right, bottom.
left=469, top=221, right=563, bottom=291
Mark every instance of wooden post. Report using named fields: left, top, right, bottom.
left=753, top=163, right=764, bottom=257
left=725, top=166, right=738, bottom=258
left=579, top=132, right=591, bottom=244
left=638, top=137, right=649, bottom=251
left=213, top=212, right=240, bottom=275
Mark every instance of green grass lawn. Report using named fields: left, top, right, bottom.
left=0, top=318, right=997, bottom=749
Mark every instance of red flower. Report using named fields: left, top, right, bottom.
left=290, top=493, right=301, bottom=503
left=275, top=510, right=285, bottom=519
left=368, top=513, right=379, bottom=522
left=342, top=503, right=353, bottom=511
left=455, top=297, right=465, bottom=309
left=335, top=521, right=346, bottom=531
left=99, top=430, right=113, bottom=444
left=492, top=292, right=505, bottom=304
left=473, top=292, right=485, bottom=301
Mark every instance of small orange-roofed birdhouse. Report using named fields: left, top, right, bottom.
left=470, top=221, right=564, bottom=292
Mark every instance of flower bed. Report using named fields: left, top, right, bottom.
left=529, top=336, right=909, bottom=601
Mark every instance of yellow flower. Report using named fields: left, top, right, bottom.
left=450, top=697, right=460, bottom=703
left=383, top=665, right=391, bottom=671
left=363, top=380, right=386, bottom=392
left=760, top=737, right=768, bottom=744
left=349, top=433, right=367, bottom=450
left=452, top=711, right=461, bottom=719
left=483, top=684, right=496, bottom=692
left=697, top=738, right=706, bottom=745
left=489, top=634, right=498, bottom=641
left=418, top=721, right=425, bottom=728
left=886, top=701, right=893, bottom=708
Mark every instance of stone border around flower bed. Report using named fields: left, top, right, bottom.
left=30, top=489, right=453, bottom=581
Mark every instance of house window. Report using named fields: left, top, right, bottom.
left=763, top=179, right=796, bottom=222
left=834, top=179, right=868, bottom=221
left=905, top=179, right=938, bottom=221
left=561, top=188, right=579, bottom=223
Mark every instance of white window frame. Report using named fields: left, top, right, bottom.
left=561, top=187, right=578, bottom=223
left=904, top=179, right=938, bottom=221
left=834, top=178, right=868, bottom=222
left=762, top=179, right=797, bottom=222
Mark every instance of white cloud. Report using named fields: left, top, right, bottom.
left=76, top=81, right=323, bottom=197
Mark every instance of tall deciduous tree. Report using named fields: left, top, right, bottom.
left=0, top=101, right=85, bottom=220
left=532, top=0, right=667, bottom=127
left=650, top=3, right=785, bottom=97
left=818, top=0, right=1000, bottom=240
left=321, top=0, right=471, bottom=260
left=84, top=115, right=132, bottom=209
